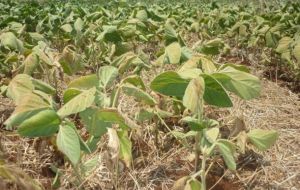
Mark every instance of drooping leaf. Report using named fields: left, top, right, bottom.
left=121, top=75, right=146, bottom=90
left=23, top=53, right=39, bottom=75
left=166, top=42, right=181, bottom=64
left=0, top=32, right=24, bottom=52
left=205, top=127, right=219, bottom=143
left=6, top=74, right=34, bottom=105
left=118, top=130, right=132, bottom=168
left=150, top=71, right=189, bottom=98
left=56, top=124, right=81, bottom=165
left=58, top=87, right=96, bottom=117
left=18, top=109, right=60, bottom=137
left=122, top=84, right=156, bottom=105
left=276, top=37, right=292, bottom=54
left=183, top=77, right=205, bottom=113
left=79, top=108, right=111, bottom=137
left=212, top=66, right=261, bottom=100
left=68, top=74, right=98, bottom=90
left=217, top=139, right=236, bottom=170
left=247, top=129, right=278, bottom=151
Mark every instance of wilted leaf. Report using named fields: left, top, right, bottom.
left=212, top=66, right=261, bottom=100
left=217, top=139, right=236, bottom=170
left=183, top=77, right=205, bottom=113
left=122, top=84, right=156, bottom=105
left=166, top=42, right=181, bottom=64
left=98, top=66, right=118, bottom=89
left=247, top=129, right=278, bottom=151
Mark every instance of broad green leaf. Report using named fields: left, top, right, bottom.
left=6, top=74, right=34, bottom=105
left=74, top=18, right=84, bottom=32
left=217, top=139, right=236, bottom=170
left=68, top=74, right=98, bottom=90
left=118, top=130, right=132, bottom=168
left=166, top=42, right=181, bottom=64
left=23, top=53, right=39, bottom=75
left=183, top=77, right=205, bottom=113
left=31, top=78, right=56, bottom=95
left=135, top=108, right=155, bottom=122
left=181, top=116, right=206, bottom=131
left=202, top=74, right=232, bottom=107
left=150, top=71, right=189, bottom=98
left=60, top=24, right=73, bottom=33
left=165, top=24, right=178, bottom=45
left=98, top=66, right=118, bottom=89
left=18, top=109, right=60, bottom=137
left=0, top=32, right=24, bottom=52
left=5, top=93, right=51, bottom=129
left=121, top=75, right=146, bottom=90
left=58, top=87, right=96, bottom=117
left=57, top=124, right=81, bottom=165
left=122, top=84, right=156, bottom=105
left=247, top=129, right=278, bottom=151
left=63, top=88, right=82, bottom=103
left=212, top=66, right=261, bottom=100
left=79, top=108, right=111, bottom=137
left=100, top=25, right=122, bottom=43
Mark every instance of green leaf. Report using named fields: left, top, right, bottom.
left=74, top=18, right=84, bottom=32
left=121, top=75, right=146, bottom=90
left=181, top=116, right=206, bottom=131
left=98, top=66, right=118, bottom=89
left=212, top=66, right=261, bottom=100
left=58, top=87, right=96, bottom=117
left=57, top=124, right=81, bottom=165
left=165, top=24, right=178, bottom=45
left=202, top=74, right=232, bottom=107
left=63, top=88, right=82, bottom=103
left=293, top=41, right=300, bottom=64
left=122, top=84, right=156, bottom=105
left=183, top=77, right=205, bottom=113
left=17, top=109, right=60, bottom=137
left=31, top=78, right=56, bottom=95
left=150, top=71, right=189, bottom=98
left=185, top=179, right=202, bottom=190
left=68, top=74, right=98, bottom=90
left=6, top=74, right=34, bottom=105
left=217, top=139, right=236, bottom=170
left=166, top=42, right=181, bottom=64
left=118, top=130, right=132, bottom=168
left=79, top=108, right=111, bottom=137
left=59, top=46, right=82, bottom=75
left=5, top=93, right=51, bottom=129
left=247, top=129, right=278, bottom=151
left=100, top=25, right=122, bottom=43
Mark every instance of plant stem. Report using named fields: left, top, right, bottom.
left=201, top=153, right=207, bottom=190
left=194, top=132, right=200, bottom=172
